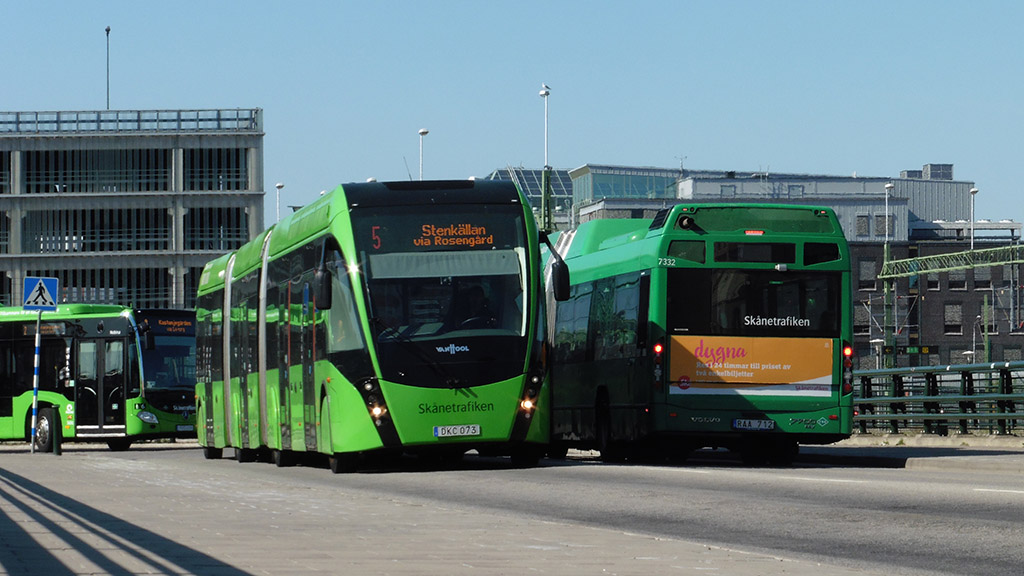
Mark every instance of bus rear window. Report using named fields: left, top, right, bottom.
left=667, top=268, right=841, bottom=338
left=804, top=242, right=840, bottom=265
left=714, top=242, right=795, bottom=264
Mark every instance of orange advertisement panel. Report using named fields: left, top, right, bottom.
left=669, top=335, right=834, bottom=397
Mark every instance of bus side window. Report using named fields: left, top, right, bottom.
left=0, top=343, right=13, bottom=417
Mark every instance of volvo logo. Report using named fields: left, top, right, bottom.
left=690, top=416, right=720, bottom=423
left=436, top=344, right=470, bottom=355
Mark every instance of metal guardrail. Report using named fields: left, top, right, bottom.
left=0, top=109, right=262, bottom=135
left=854, top=362, right=1024, bottom=435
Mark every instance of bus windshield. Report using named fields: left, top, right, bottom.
left=352, top=205, right=528, bottom=341
left=366, top=249, right=526, bottom=339
left=351, top=204, right=529, bottom=387
left=667, top=268, right=841, bottom=338
left=137, top=312, right=197, bottom=391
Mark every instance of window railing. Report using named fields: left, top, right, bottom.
left=22, top=168, right=172, bottom=194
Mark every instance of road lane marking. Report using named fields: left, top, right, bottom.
left=974, top=488, right=1024, bottom=495
left=776, top=476, right=869, bottom=484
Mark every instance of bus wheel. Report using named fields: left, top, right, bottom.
left=107, top=438, right=132, bottom=451
left=547, top=443, right=569, bottom=460
left=510, top=446, right=543, bottom=468
left=203, top=446, right=223, bottom=460
left=596, top=405, right=624, bottom=462
left=272, top=449, right=294, bottom=467
left=329, top=452, right=358, bottom=474
left=32, top=408, right=54, bottom=453
left=235, top=447, right=258, bottom=463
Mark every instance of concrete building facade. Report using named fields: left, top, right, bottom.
left=0, top=108, right=264, bottom=309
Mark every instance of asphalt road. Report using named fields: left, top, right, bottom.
left=2, top=441, right=1023, bottom=576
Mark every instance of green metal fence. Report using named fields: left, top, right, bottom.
left=854, top=362, right=1024, bottom=435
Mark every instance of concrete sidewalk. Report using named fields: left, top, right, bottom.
left=805, top=432, right=1024, bottom=473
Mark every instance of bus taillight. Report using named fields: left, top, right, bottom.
left=842, top=341, right=854, bottom=394
left=653, top=341, right=664, bottom=364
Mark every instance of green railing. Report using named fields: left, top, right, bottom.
left=854, top=362, right=1024, bottom=435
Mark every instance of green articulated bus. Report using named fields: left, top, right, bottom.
left=0, top=305, right=197, bottom=451
left=547, top=203, right=854, bottom=464
left=195, top=179, right=568, bottom=472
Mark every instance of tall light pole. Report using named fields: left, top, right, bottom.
left=970, top=187, right=979, bottom=250
left=539, top=84, right=550, bottom=168
left=539, top=84, right=552, bottom=232
left=883, top=181, right=895, bottom=368
left=883, top=182, right=894, bottom=245
left=275, top=182, right=284, bottom=223
left=418, top=128, right=429, bottom=180
left=105, top=26, right=111, bottom=110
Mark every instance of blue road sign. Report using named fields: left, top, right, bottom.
left=23, top=277, right=59, bottom=311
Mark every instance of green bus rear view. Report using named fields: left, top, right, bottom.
left=0, top=305, right=197, bottom=451
left=547, top=204, right=854, bottom=464
left=195, top=180, right=564, bottom=471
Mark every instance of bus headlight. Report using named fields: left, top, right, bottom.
left=137, top=411, right=159, bottom=425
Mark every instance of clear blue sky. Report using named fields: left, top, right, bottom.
left=5, top=1, right=1022, bottom=224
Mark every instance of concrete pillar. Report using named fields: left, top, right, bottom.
left=248, top=145, right=265, bottom=233
left=9, top=150, right=24, bottom=303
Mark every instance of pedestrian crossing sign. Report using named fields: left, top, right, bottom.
left=23, top=277, right=59, bottom=311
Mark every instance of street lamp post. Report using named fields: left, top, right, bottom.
left=275, top=182, right=284, bottom=223
left=884, top=182, right=894, bottom=245
left=539, top=84, right=550, bottom=168
left=539, top=84, right=552, bottom=232
left=882, top=182, right=895, bottom=368
left=105, top=26, right=111, bottom=110
left=970, top=187, right=979, bottom=250
left=418, top=128, right=429, bottom=180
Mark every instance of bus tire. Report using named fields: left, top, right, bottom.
left=272, top=449, right=294, bottom=467
left=329, top=452, right=358, bottom=474
left=235, top=447, right=258, bottom=463
left=510, top=446, right=543, bottom=468
left=547, top=443, right=569, bottom=459
left=32, top=407, right=54, bottom=453
left=107, top=438, right=132, bottom=451
left=203, top=446, right=223, bottom=460
left=595, top=396, right=624, bottom=462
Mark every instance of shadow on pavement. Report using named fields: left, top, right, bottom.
left=0, top=467, right=251, bottom=576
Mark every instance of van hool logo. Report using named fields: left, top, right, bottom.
left=436, top=343, right=470, bottom=355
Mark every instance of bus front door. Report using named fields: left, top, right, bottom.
left=75, top=339, right=126, bottom=437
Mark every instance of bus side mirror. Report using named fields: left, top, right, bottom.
left=145, top=331, right=156, bottom=350
left=550, top=259, right=570, bottom=302
left=315, top=266, right=333, bottom=310
left=540, top=231, right=570, bottom=302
